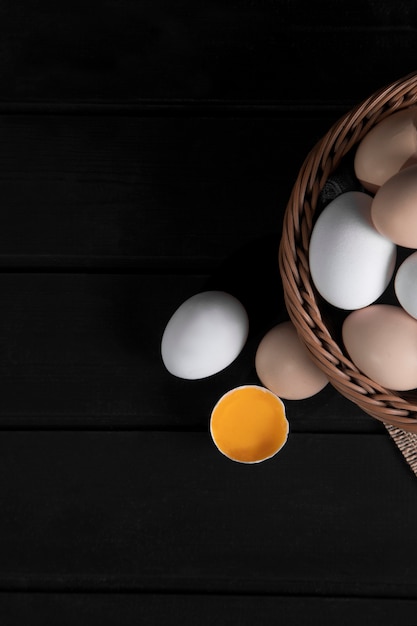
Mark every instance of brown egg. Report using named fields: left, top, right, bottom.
left=354, top=107, right=417, bottom=193
left=371, top=163, right=417, bottom=248
left=255, top=321, right=328, bottom=400
left=342, top=304, right=417, bottom=391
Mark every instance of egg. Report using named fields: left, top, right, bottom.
left=342, top=304, right=417, bottom=391
left=309, top=191, right=397, bottom=310
left=354, top=106, right=417, bottom=193
left=394, top=251, right=417, bottom=319
left=371, top=163, right=417, bottom=248
left=161, top=290, right=249, bottom=379
left=210, top=385, right=289, bottom=463
left=255, top=321, right=328, bottom=399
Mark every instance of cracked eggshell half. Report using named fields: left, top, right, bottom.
left=210, top=385, right=289, bottom=464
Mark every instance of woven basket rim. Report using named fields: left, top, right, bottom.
left=279, top=70, right=417, bottom=432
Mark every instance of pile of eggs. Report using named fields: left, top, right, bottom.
left=160, top=105, right=417, bottom=464
left=309, top=106, right=417, bottom=392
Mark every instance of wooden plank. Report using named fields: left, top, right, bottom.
left=0, top=272, right=380, bottom=431
left=0, top=1, right=415, bottom=104
left=0, top=113, right=337, bottom=268
left=0, top=432, right=415, bottom=596
left=1, top=593, right=417, bottom=626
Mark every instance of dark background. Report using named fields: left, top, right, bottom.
left=1, top=1, right=417, bottom=624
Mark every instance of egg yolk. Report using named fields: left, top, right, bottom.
left=210, top=385, right=288, bottom=463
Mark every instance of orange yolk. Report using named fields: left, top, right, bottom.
left=210, top=385, right=288, bottom=463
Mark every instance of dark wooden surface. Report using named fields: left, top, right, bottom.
left=1, top=2, right=417, bottom=624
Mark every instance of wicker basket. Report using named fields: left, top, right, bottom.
left=279, top=71, right=417, bottom=453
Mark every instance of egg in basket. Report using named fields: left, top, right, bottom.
left=161, top=72, right=417, bottom=472
left=279, top=71, right=417, bottom=472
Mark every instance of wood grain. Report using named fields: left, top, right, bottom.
left=0, top=1, right=415, bottom=104
left=1, top=593, right=417, bottom=626
left=0, top=272, right=380, bottom=432
left=0, top=114, right=334, bottom=268
left=0, top=2, right=415, bottom=616
left=0, top=432, right=415, bottom=596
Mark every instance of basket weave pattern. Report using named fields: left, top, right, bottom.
left=279, top=71, right=417, bottom=434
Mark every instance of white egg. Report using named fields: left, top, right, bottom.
left=309, top=191, right=397, bottom=310
left=395, top=252, right=417, bottom=319
left=161, top=290, right=249, bottom=379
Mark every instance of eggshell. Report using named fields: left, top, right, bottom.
left=342, top=304, right=417, bottom=391
left=309, top=191, right=397, bottom=310
left=255, top=321, right=328, bottom=399
left=354, top=106, right=417, bottom=193
left=161, top=290, right=249, bottom=379
left=394, top=251, right=417, bottom=319
left=371, top=164, right=417, bottom=248
left=210, top=385, right=288, bottom=464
